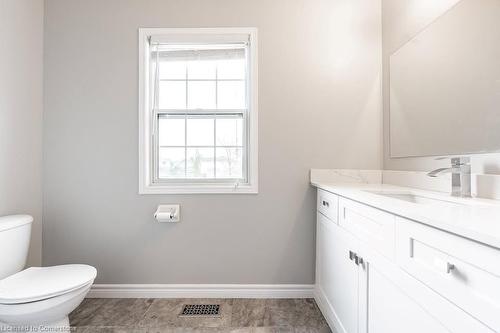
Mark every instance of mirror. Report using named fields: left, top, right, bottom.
left=390, top=0, right=500, bottom=158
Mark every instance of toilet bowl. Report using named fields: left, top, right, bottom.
left=0, top=215, right=97, bottom=331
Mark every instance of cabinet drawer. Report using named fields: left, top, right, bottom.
left=317, top=189, right=338, bottom=223
left=339, top=198, right=396, bottom=260
left=396, top=217, right=500, bottom=331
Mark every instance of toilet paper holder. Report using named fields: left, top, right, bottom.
left=154, top=204, right=180, bottom=223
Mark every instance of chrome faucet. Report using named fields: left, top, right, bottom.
left=427, top=157, right=471, bottom=197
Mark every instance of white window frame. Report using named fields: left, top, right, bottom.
left=138, top=27, right=258, bottom=194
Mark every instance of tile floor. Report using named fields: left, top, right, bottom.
left=70, top=298, right=332, bottom=332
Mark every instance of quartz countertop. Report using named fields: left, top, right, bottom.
left=311, top=181, right=500, bottom=249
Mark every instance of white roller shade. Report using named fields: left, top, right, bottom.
left=151, top=44, right=246, bottom=62
left=149, top=32, right=250, bottom=45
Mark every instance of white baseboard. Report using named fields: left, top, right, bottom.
left=88, top=284, right=315, bottom=299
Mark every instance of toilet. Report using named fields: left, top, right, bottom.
left=0, top=215, right=96, bottom=331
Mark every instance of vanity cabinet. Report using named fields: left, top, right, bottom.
left=315, top=189, right=496, bottom=333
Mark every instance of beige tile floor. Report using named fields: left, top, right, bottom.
left=70, top=298, right=332, bottom=332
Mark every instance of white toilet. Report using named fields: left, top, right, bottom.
left=0, top=215, right=96, bottom=331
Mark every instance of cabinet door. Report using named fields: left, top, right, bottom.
left=317, top=212, right=359, bottom=333
left=360, top=252, right=494, bottom=333
left=367, top=264, right=449, bottom=333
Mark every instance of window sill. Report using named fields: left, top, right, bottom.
left=139, top=183, right=258, bottom=194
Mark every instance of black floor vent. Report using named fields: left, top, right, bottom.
left=179, top=304, right=221, bottom=317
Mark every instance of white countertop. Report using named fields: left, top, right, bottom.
left=311, top=181, right=500, bottom=249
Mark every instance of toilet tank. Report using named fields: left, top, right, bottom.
left=0, top=215, right=32, bottom=280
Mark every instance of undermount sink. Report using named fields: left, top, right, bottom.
left=364, top=191, right=464, bottom=207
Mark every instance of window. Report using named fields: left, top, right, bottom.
left=139, top=28, right=258, bottom=194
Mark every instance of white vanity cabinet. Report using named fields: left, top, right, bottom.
left=315, top=189, right=496, bottom=333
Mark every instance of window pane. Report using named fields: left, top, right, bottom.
left=158, top=117, right=185, bottom=146
left=159, top=61, right=186, bottom=79
left=159, top=81, right=186, bottom=109
left=218, top=59, right=245, bottom=79
left=216, top=148, right=243, bottom=179
left=188, top=81, right=216, bottom=109
left=187, top=148, right=214, bottom=178
left=216, top=117, right=243, bottom=146
left=187, top=117, right=214, bottom=146
left=159, top=147, right=185, bottom=179
left=217, top=81, right=245, bottom=109
left=187, top=60, right=216, bottom=79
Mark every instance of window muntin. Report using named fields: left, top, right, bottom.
left=156, top=113, right=244, bottom=180
left=150, top=43, right=248, bottom=184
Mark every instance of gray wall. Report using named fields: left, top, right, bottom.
left=382, top=0, right=500, bottom=174
left=43, top=0, right=382, bottom=284
left=0, top=0, right=44, bottom=266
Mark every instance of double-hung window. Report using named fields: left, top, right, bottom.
left=139, top=28, right=258, bottom=194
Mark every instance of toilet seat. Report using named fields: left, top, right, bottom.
left=0, top=265, right=96, bottom=304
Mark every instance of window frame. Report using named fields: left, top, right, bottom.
left=138, top=27, right=258, bottom=194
